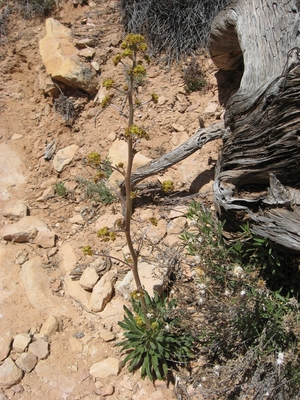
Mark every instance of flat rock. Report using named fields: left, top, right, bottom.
left=40, top=315, right=59, bottom=337
left=89, top=270, right=117, bottom=312
left=13, top=333, right=31, bottom=353
left=20, top=257, right=69, bottom=316
left=36, top=187, right=55, bottom=202
left=0, top=143, right=26, bottom=201
left=1, top=199, right=28, bottom=220
left=99, top=329, right=115, bottom=342
left=171, top=123, right=185, bottom=132
left=108, top=139, right=152, bottom=183
left=1, top=216, right=55, bottom=248
left=203, top=102, right=218, bottom=115
left=116, top=261, right=168, bottom=298
left=28, top=338, right=49, bottom=360
left=15, top=353, right=38, bottom=373
left=0, top=333, right=13, bottom=362
left=53, top=144, right=79, bottom=173
left=79, top=267, right=99, bottom=291
left=0, top=357, right=23, bottom=389
left=39, top=18, right=98, bottom=95
left=94, top=211, right=123, bottom=233
left=89, top=357, right=122, bottom=379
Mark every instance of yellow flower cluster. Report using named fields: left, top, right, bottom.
left=97, top=227, right=116, bottom=242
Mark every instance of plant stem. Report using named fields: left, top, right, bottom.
left=123, top=49, right=148, bottom=324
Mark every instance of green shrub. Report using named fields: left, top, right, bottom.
left=117, top=291, right=195, bottom=381
left=182, top=58, right=207, bottom=93
left=54, top=181, right=68, bottom=198
left=179, top=201, right=300, bottom=398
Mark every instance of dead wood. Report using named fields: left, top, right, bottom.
left=129, top=122, right=224, bottom=188
left=209, top=0, right=300, bottom=251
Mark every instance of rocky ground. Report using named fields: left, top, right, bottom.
left=0, top=1, right=224, bottom=399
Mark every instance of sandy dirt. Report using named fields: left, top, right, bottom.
left=0, top=1, right=224, bottom=399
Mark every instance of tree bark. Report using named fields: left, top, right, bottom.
left=209, top=0, right=300, bottom=251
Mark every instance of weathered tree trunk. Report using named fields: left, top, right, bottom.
left=209, top=0, right=300, bottom=252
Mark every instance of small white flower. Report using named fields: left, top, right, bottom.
left=165, top=324, right=170, bottom=331
left=224, top=290, right=231, bottom=297
left=213, top=365, right=220, bottom=376
left=240, top=290, right=246, bottom=297
left=146, top=313, right=153, bottom=318
left=197, top=283, right=206, bottom=290
left=198, top=298, right=204, bottom=305
left=276, top=352, right=284, bottom=366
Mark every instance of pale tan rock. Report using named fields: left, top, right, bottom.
left=1, top=199, right=28, bottom=220
left=117, top=261, right=168, bottom=298
left=28, top=338, right=49, bottom=360
left=39, top=18, right=98, bottom=94
left=69, top=337, right=83, bottom=353
left=53, top=144, right=79, bottom=173
left=89, top=270, right=117, bottom=312
left=94, top=212, right=123, bottom=232
left=20, top=257, right=69, bottom=316
left=171, top=131, right=189, bottom=148
left=0, top=357, right=23, bottom=389
left=40, top=315, right=59, bottom=337
left=168, top=206, right=188, bottom=219
left=203, top=102, right=218, bottom=115
left=99, top=329, right=115, bottom=342
left=36, top=187, right=55, bottom=202
left=145, top=218, right=167, bottom=244
left=108, top=139, right=152, bottom=183
left=1, top=216, right=55, bottom=248
left=102, top=384, right=114, bottom=396
left=79, top=267, right=99, bottom=291
left=78, top=48, right=95, bottom=58
left=0, top=333, right=13, bottom=362
left=89, top=357, right=122, bottom=379
left=171, top=123, right=185, bottom=132
left=69, top=214, right=85, bottom=225
left=166, top=217, right=187, bottom=235
left=157, top=96, right=167, bottom=105
left=15, top=353, right=38, bottom=373
left=13, top=333, right=31, bottom=353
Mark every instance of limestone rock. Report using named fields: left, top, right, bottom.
left=28, top=338, right=49, bottom=360
left=69, top=214, right=85, bottom=225
left=15, top=353, right=38, bottom=373
left=36, top=187, right=55, bottom=202
left=39, top=18, right=98, bottom=95
left=171, top=123, right=185, bottom=132
left=89, top=270, right=117, bottom=312
left=89, top=357, right=122, bottom=379
left=1, top=199, right=28, bottom=220
left=20, top=257, right=69, bottom=316
left=79, top=267, right=99, bottom=291
left=0, top=333, right=13, bottom=362
left=117, top=261, right=168, bottom=298
left=13, top=333, right=31, bottom=353
left=145, top=218, right=167, bottom=244
left=94, top=212, right=123, bottom=232
left=1, top=216, right=55, bottom=248
left=108, top=139, right=152, bottom=183
left=40, top=315, right=59, bottom=337
left=0, top=357, right=23, bottom=389
left=99, top=329, right=115, bottom=342
left=78, top=48, right=95, bottom=59
left=53, top=144, right=79, bottom=173
left=203, top=102, right=218, bottom=115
